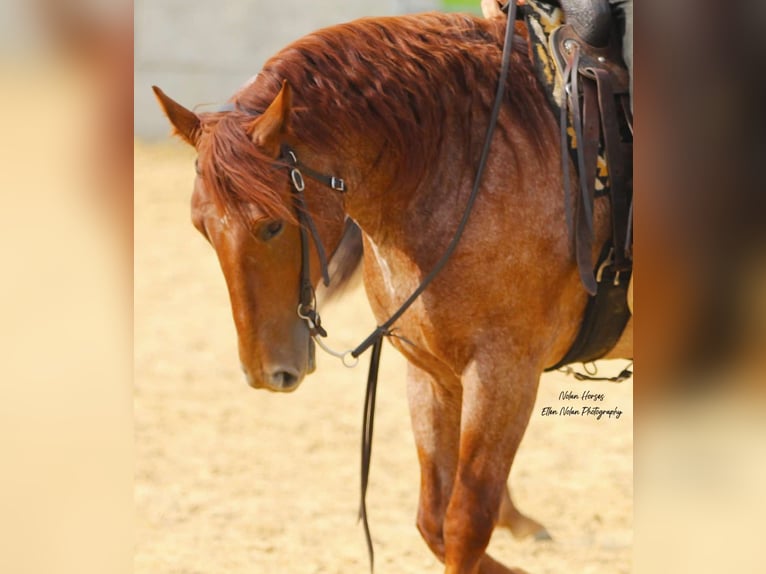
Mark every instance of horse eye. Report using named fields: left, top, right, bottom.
left=260, top=220, right=284, bottom=241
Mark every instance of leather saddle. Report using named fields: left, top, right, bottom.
left=519, top=0, right=634, bottom=368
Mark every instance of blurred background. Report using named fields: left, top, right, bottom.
left=1, top=1, right=134, bottom=574
left=135, top=0, right=476, bottom=139
left=0, top=0, right=764, bottom=572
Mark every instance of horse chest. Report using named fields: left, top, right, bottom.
left=362, top=234, right=423, bottom=320
left=365, top=236, right=396, bottom=297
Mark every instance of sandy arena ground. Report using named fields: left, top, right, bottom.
left=135, top=141, right=633, bottom=574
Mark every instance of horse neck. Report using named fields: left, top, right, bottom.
left=335, top=106, right=493, bottom=243
left=340, top=141, right=405, bottom=236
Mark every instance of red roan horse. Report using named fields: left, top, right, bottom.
left=154, top=11, right=632, bottom=574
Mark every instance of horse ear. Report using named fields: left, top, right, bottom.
left=152, top=86, right=201, bottom=147
left=247, top=80, right=292, bottom=155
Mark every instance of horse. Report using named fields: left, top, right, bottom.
left=153, top=11, right=632, bottom=574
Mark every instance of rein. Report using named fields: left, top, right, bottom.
left=275, top=5, right=519, bottom=570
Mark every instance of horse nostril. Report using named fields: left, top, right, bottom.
left=280, top=371, right=298, bottom=386
left=269, top=368, right=300, bottom=391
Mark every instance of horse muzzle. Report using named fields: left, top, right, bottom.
left=238, top=321, right=316, bottom=392
left=241, top=363, right=306, bottom=393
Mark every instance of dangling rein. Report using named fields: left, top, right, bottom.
left=277, top=4, right=520, bottom=571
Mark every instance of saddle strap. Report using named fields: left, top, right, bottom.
left=587, top=67, right=632, bottom=269
left=560, top=48, right=575, bottom=242
left=563, top=42, right=599, bottom=295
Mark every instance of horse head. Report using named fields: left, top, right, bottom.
left=153, top=82, right=354, bottom=392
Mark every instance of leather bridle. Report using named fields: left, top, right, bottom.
left=279, top=144, right=345, bottom=341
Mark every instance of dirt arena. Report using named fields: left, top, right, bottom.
left=135, top=141, right=633, bottom=574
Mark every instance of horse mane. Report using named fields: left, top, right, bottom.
left=196, top=12, right=551, bottom=291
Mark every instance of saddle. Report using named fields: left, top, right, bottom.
left=520, top=0, right=634, bottom=368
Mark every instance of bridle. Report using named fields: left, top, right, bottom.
left=279, top=144, right=345, bottom=342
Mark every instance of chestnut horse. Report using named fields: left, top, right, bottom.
left=154, top=11, right=631, bottom=574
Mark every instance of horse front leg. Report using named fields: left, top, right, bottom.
left=443, top=356, right=539, bottom=574
left=405, top=362, right=462, bottom=562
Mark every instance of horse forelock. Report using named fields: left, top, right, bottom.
left=196, top=111, right=297, bottom=224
